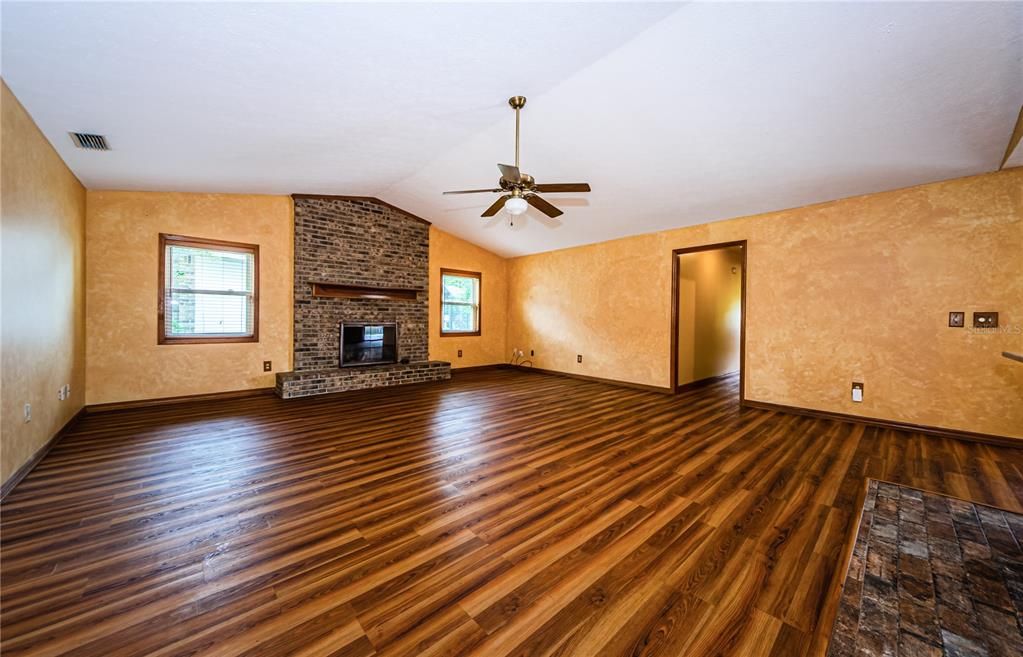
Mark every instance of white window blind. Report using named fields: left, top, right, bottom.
left=441, top=271, right=480, bottom=334
left=163, top=241, right=256, bottom=339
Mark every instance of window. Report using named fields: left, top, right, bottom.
left=440, top=269, right=481, bottom=336
left=158, top=234, right=259, bottom=344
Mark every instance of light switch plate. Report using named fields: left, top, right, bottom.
left=851, top=382, right=864, bottom=403
left=973, top=312, right=998, bottom=329
left=948, top=311, right=965, bottom=328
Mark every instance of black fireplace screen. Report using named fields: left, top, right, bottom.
left=340, top=323, right=397, bottom=366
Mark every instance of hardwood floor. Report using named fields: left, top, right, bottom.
left=2, top=368, right=1021, bottom=657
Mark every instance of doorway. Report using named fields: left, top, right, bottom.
left=670, top=241, right=747, bottom=403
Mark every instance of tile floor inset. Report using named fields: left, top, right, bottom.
left=827, top=480, right=1023, bottom=657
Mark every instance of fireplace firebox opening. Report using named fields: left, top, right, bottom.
left=340, top=322, right=398, bottom=367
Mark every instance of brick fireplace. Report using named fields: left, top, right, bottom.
left=275, top=195, right=450, bottom=399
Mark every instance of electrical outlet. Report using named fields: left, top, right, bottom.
left=24, top=403, right=31, bottom=423
left=457, top=349, right=463, bottom=358
left=577, top=354, right=583, bottom=363
left=851, top=382, right=864, bottom=403
left=263, top=361, right=272, bottom=372
left=58, top=387, right=64, bottom=401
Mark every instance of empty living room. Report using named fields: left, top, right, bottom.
left=2, top=2, right=1022, bottom=656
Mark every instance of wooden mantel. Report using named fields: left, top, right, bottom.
left=309, top=281, right=421, bottom=301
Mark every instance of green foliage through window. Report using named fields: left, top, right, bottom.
left=441, top=272, right=480, bottom=334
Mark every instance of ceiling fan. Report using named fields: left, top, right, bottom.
left=443, top=96, right=591, bottom=221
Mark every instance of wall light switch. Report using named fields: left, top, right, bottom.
left=24, top=403, right=31, bottom=423
left=948, top=311, right=965, bottom=328
left=851, top=382, right=864, bottom=403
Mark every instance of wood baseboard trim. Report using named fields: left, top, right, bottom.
left=743, top=399, right=1020, bottom=448
left=675, top=371, right=738, bottom=393
left=86, top=387, right=276, bottom=414
left=449, top=364, right=509, bottom=374
left=511, top=365, right=672, bottom=394
left=1, top=407, right=85, bottom=501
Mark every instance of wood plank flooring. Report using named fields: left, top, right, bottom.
left=2, top=368, right=1021, bottom=657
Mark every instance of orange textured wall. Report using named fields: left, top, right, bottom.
left=1, top=81, right=87, bottom=484
left=508, top=170, right=1023, bottom=439
left=429, top=226, right=508, bottom=367
left=85, top=191, right=293, bottom=405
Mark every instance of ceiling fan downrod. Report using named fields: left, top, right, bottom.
left=509, top=96, right=526, bottom=169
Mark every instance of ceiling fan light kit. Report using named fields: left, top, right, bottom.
left=504, top=196, right=528, bottom=216
left=443, top=95, right=591, bottom=225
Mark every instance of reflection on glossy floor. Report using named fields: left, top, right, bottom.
left=2, top=368, right=1021, bottom=657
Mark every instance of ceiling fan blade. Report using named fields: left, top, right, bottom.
left=534, top=183, right=591, bottom=193
left=526, top=194, right=563, bottom=218
left=482, top=195, right=511, bottom=218
left=443, top=188, right=502, bottom=195
left=498, top=163, right=521, bottom=183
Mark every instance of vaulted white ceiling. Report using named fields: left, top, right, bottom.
left=3, top=2, right=1021, bottom=257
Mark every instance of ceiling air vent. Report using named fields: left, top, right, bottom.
left=69, top=132, right=109, bottom=150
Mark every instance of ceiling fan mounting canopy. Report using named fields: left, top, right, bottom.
left=442, top=95, right=591, bottom=221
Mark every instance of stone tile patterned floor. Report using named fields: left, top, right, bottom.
left=827, top=480, right=1023, bottom=657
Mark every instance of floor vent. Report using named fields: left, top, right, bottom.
left=69, top=132, right=109, bottom=150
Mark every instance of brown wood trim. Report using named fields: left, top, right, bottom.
left=512, top=365, right=672, bottom=394
left=1002, top=351, right=1023, bottom=364
left=291, top=194, right=432, bottom=226
left=158, top=233, right=260, bottom=345
left=675, top=371, right=738, bottom=393
left=449, top=364, right=509, bottom=373
left=86, top=387, right=275, bottom=414
left=1, top=407, right=85, bottom=501
left=439, top=268, right=482, bottom=337
left=743, top=399, right=1022, bottom=448
left=310, top=282, right=421, bottom=301
left=999, top=103, right=1023, bottom=170
left=669, top=240, right=747, bottom=405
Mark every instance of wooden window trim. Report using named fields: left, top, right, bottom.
left=439, top=268, right=482, bottom=337
left=158, top=233, right=260, bottom=345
